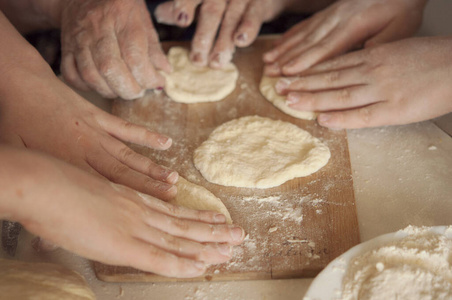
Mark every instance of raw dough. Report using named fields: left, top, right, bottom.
left=260, top=76, right=316, bottom=120
left=162, top=47, right=239, bottom=103
left=170, top=177, right=232, bottom=224
left=194, top=116, right=330, bottom=188
left=0, top=258, right=95, bottom=300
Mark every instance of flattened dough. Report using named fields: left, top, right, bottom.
left=194, top=116, right=330, bottom=188
left=170, top=177, right=232, bottom=224
left=0, top=259, right=95, bottom=300
left=162, top=47, right=239, bottom=103
left=260, top=76, right=317, bottom=120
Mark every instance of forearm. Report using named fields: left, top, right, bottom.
left=0, top=10, right=54, bottom=95
left=0, top=0, right=62, bottom=33
left=0, top=146, right=41, bottom=222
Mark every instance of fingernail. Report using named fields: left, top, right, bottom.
left=157, top=182, right=174, bottom=192
left=166, top=171, right=179, bottom=184
left=158, top=136, right=172, bottom=147
left=194, top=261, right=205, bottom=270
left=236, top=33, right=247, bottom=43
left=214, top=213, right=226, bottom=223
left=156, top=86, right=163, bottom=91
left=318, top=114, right=331, bottom=124
left=177, top=12, right=188, bottom=25
left=263, top=49, right=278, bottom=63
left=286, top=93, right=300, bottom=105
left=275, top=78, right=292, bottom=93
left=218, top=244, right=232, bottom=256
left=231, top=227, right=244, bottom=242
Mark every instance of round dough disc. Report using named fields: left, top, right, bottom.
left=260, top=75, right=317, bottom=120
left=194, top=116, right=330, bottom=188
left=162, top=47, right=239, bottom=103
left=170, top=177, right=233, bottom=224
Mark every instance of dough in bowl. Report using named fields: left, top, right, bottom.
left=194, top=116, right=330, bottom=188
left=162, top=47, right=239, bottom=103
left=260, top=75, right=316, bottom=120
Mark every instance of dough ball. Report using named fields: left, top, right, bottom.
left=0, top=258, right=95, bottom=300
left=194, top=116, right=330, bottom=188
left=170, top=177, right=232, bottom=224
left=260, top=75, right=317, bottom=120
left=162, top=47, right=239, bottom=103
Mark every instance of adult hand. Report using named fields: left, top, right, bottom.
left=0, top=147, right=245, bottom=278
left=0, top=59, right=177, bottom=201
left=155, top=0, right=293, bottom=68
left=263, top=0, right=427, bottom=76
left=60, top=0, right=171, bottom=100
left=274, top=37, right=452, bottom=129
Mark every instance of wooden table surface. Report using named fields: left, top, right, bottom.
left=94, top=38, right=360, bottom=282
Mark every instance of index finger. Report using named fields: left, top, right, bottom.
left=190, top=0, right=227, bottom=66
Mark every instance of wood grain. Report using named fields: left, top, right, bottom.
left=93, top=37, right=360, bottom=282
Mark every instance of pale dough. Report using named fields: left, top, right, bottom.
left=260, top=76, right=317, bottom=120
left=170, top=177, right=232, bottom=224
left=194, top=116, right=330, bottom=189
left=0, top=259, right=95, bottom=300
left=162, top=47, right=239, bottom=103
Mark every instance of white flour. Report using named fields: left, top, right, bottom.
left=341, top=227, right=452, bottom=299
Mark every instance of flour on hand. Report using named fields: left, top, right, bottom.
left=162, top=47, right=239, bottom=103
left=194, top=116, right=330, bottom=189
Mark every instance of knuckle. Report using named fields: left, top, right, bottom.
left=202, top=1, right=226, bottom=16
left=117, top=146, right=135, bottom=161
left=109, top=163, right=129, bottom=180
left=337, top=88, right=351, bottom=105
left=169, top=217, right=190, bottom=234
left=97, top=56, right=119, bottom=76
left=358, top=107, right=373, bottom=126
left=324, top=71, right=341, bottom=84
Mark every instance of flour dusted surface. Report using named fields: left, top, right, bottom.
left=342, top=227, right=452, bottom=300
left=162, top=47, right=238, bottom=103
left=260, top=76, right=316, bottom=120
left=193, top=116, right=330, bottom=188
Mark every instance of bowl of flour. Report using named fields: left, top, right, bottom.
left=304, top=226, right=452, bottom=300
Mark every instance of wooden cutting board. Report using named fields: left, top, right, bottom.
left=93, top=37, right=360, bottom=282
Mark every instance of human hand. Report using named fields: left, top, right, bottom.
left=60, top=0, right=171, bottom=100
left=274, top=37, right=452, bottom=129
left=0, top=147, right=245, bottom=278
left=263, top=0, right=427, bottom=76
left=0, top=62, right=177, bottom=200
left=155, top=0, right=292, bottom=68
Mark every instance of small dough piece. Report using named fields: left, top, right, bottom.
left=170, top=177, right=232, bottom=224
left=162, top=47, right=239, bottom=103
left=0, top=258, right=95, bottom=300
left=260, top=75, right=317, bottom=120
left=194, top=116, right=330, bottom=188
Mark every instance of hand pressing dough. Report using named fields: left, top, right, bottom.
left=170, top=177, right=232, bottom=224
left=194, top=116, right=330, bottom=188
left=260, top=76, right=317, bottom=120
left=0, top=258, right=95, bottom=300
left=162, top=47, right=239, bottom=103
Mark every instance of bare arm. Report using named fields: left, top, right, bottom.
left=0, top=0, right=61, bottom=33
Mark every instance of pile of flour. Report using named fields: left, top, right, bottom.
left=341, top=227, right=452, bottom=299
